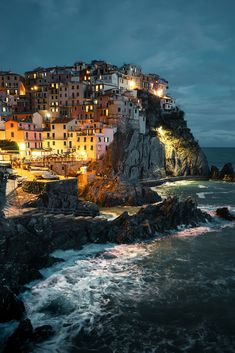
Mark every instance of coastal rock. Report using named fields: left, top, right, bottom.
left=33, top=325, right=54, bottom=343
left=119, top=130, right=166, bottom=180
left=3, top=319, right=33, bottom=353
left=210, top=165, right=220, bottom=179
left=210, top=163, right=235, bottom=182
left=216, top=207, right=235, bottom=221
left=0, top=283, right=25, bottom=322
left=138, top=91, right=210, bottom=177
left=220, top=163, right=234, bottom=181
left=106, top=197, right=211, bottom=243
left=3, top=319, right=54, bottom=353
left=83, top=177, right=161, bottom=207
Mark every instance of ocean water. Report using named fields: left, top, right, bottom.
left=203, top=147, right=235, bottom=169
left=1, top=148, right=235, bottom=353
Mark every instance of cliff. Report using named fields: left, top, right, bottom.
left=138, top=90, right=210, bottom=177
left=84, top=91, right=209, bottom=206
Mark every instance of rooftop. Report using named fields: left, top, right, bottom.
left=51, top=117, right=74, bottom=124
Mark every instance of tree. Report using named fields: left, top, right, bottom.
left=0, top=140, right=19, bottom=151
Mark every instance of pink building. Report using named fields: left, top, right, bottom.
left=18, top=121, right=43, bottom=156
left=95, top=127, right=116, bottom=160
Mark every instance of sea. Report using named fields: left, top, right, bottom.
left=1, top=148, right=235, bottom=353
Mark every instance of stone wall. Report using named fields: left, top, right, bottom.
left=0, top=172, right=7, bottom=214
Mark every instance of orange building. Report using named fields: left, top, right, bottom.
left=5, top=120, right=24, bottom=144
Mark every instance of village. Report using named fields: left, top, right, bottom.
left=0, top=60, right=176, bottom=181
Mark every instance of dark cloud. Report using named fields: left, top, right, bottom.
left=1, top=0, right=235, bottom=146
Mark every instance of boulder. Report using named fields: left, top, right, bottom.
left=220, top=163, right=234, bottom=181
left=210, top=163, right=235, bottom=182
left=83, top=177, right=161, bottom=207
left=210, top=165, right=220, bottom=179
left=3, top=319, right=33, bottom=353
left=33, top=324, right=54, bottom=343
left=216, top=207, right=235, bottom=221
left=0, top=283, right=25, bottom=323
left=3, top=319, right=54, bottom=353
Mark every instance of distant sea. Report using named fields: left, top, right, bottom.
left=203, top=147, right=235, bottom=169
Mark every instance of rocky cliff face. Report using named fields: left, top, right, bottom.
left=138, top=91, right=210, bottom=177
left=95, top=91, right=209, bottom=181
left=111, top=130, right=166, bottom=180
left=84, top=91, right=209, bottom=206
left=156, top=112, right=209, bottom=177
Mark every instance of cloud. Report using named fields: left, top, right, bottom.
left=1, top=0, right=235, bottom=146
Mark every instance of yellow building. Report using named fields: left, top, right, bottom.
left=50, top=117, right=76, bottom=154
left=67, top=129, right=96, bottom=160
left=42, top=129, right=51, bottom=151
left=0, top=130, right=6, bottom=140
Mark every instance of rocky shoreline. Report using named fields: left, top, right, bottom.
left=0, top=190, right=214, bottom=352
left=210, top=163, right=235, bottom=182
left=1, top=176, right=235, bottom=352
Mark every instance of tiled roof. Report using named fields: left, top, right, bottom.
left=51, top=117, right=74, bottom=124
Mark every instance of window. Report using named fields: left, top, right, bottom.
left=90, top=137, right=93, bottom=142
left=64, top=133, right=66, bottom=139
left=84, top=145, right=86, bottom=150
left=10, top=123, right=14, bottom=128
left=52, top=125, right=55, bottom=129
left=11, top=132, right=14, bottom=137
left=64, top=141, right=66, bottom=146
left=90, top=145, right=93, bottom=150
left=98, top=137, right=102, bottom=142
left=84, top=137, right=86, bottom=142
left=52, top=141, right=55, bottom=145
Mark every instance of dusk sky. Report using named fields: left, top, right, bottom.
left=1, top=0, right=234, bottom=146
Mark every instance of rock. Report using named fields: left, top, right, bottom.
left=210, top=165, right=220, bottom=179
left=3, top=319, right=54, bottom=353
left=83, top=177, right=161, bottom=207
left=0, top=283, right=25, bottom=323
left=210, top=163, right=235, bottom=182
left=216, top=207, right=235, bottom=221
left=137, top=91, right=210, bottom=177
left=105, top=197, right=211, bottom=243
left=33, top=324, right=54, bottom=343
left=220, top=163, right=234, bottom=181
left=3, top=319, right=33, bottom=353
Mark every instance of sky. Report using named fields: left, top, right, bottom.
left=1, top=0, right=235, bottom=146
